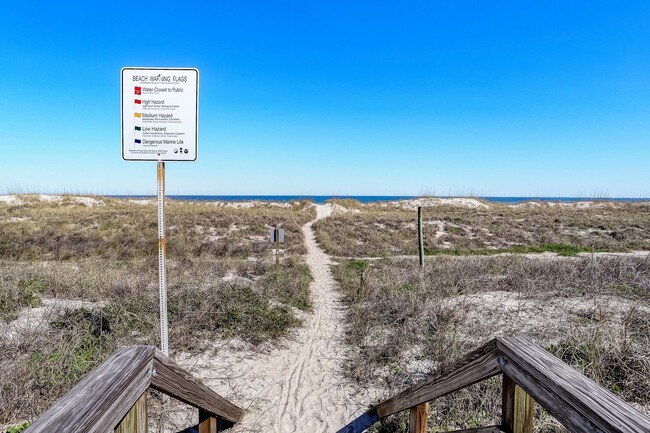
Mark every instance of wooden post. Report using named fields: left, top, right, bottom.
left=199, top=409, right=218, bottom=433
left=115, top=392, right=147, bottom=433
left=275, top=228, right=279, bottom=266
left=502, top=374, right=515, bottom=430
left=417, top=206, right=424, bottom=269
left=409, top=402, right=427, bottom=433
left=513, top=385, right=534, bottom=433
left=502, top=375, right=533, bottom=433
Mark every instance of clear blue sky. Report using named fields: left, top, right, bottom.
left=1, top=1, right=648, bottom=197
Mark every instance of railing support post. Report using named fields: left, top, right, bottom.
left=199, top=409, right=218, bottom=433
left=409, top=402, right=427, bottom=433
left=115, top=392, right=147, bottom=433
left=502, top=375, right=533, bottom=433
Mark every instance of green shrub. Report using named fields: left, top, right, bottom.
left=6, top=422, right=30, bottom=433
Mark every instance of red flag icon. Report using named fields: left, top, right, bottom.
left=134, top=99, right=141, bottom=104
left=134, top=87, right=141, bottom=95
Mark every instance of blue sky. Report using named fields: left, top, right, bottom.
left=1, top=1, right=648, bottom=197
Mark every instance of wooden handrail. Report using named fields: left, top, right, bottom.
left=26, top=346, right=155, bottom=433
left=375, top=339, right=500, bottom=418
left=337, top=337, right=650, bottom=433
left=497, top=336, right=650, bottom=433
left=25, top=345, right=244, bottom=433
left=150, top=349, right=243, bottom=423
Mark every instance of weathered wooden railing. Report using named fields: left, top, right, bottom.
left=25, top=345, right=244, bottom=433
left=337, top=336, right=650, bottom=433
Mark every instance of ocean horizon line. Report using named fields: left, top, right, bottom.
left=103, top=195, right=650, bottom=205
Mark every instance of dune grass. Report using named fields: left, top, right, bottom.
left=324, top=196, right=650, bottom=433
left=333, top=253, right=650, bottom=431
left=315, top=200, right=650, bottom=258
left=0, top=196, right=315, bottom=424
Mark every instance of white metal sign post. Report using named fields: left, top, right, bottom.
left=121, top=67, right=199, bottom=356
left=157, top=162, right=168, bottom=355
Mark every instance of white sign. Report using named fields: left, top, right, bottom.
left=121, top=67, right=199, bottom=161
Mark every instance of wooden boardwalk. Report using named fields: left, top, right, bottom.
left=24, top=337, right=650, bottom=433
left=338, top=336, right=650, bottom=433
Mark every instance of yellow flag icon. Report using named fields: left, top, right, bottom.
left=134, top=112, right=142, bottom=118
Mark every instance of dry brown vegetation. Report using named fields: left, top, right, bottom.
left=3, top=196, right=650, bottom=432
left=320, top=197, right=650, bottom=432
left=0, top=196, right=315, bottom=425
left=334, top=252, right=650, bottom=431
left=315, top=200, right=650, bottom=258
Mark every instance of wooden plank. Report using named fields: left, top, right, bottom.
left=135, top=393, right=148, bottom=433
left=409, top=403, right=427, bottom=433
left=115, top=393, right=147, bottom=433
left=499, top=358, right=601, bottom=432
left=513, top=385, right=533, bottom=433
left=501, top=374, right=515, bottom=432
left=26, top=345, right=155, bottom=433
left=198, top=410, right=217, bottom=433
left=151, top=350, right=244, bottom=423
left=497, top=337, right=650, bottom=433
left=375, top=339, right=500, bottom=418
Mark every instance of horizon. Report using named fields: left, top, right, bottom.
left=1, top=2, right=649, bottom=197
left=2, top=192, right=649, bottom=202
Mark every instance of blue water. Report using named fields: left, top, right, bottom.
left=110, top=195, right=649, bottom=204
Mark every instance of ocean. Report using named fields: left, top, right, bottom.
left=110, top=195, right=649, bottom=204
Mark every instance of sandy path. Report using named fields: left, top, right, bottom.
left=173, top=204, right=372, bottom=433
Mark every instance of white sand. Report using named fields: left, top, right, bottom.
left=128, top=199, right=155, bottom=206
left=173, top=204, right=372, bottom=433
left=513, top=200, right=650, bottom=209
left=210, top=201, right=299, bottom=209
left=443, top=290, right=650, bottom=345
left=1, top=298, right=104, bottom=344
left=4, top=216, right=30, bottom=223
left=330, top=203, right=361, bottom=214
left=0, top=195, right=22, bottom=205
left=0, top=194, right=105, bottom=207
left=38, top=194, right=63, bottom=202
left=70, top=196, right=104, bottom=207
left=388, top=197, right=489, bottom=210
left=512, top=201, right=543, bottom=208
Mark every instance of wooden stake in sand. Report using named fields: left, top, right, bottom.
left=417, top=206, right=424, bottom=269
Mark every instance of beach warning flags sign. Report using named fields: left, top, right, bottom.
left=121, top=67, right=199, bottom=161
